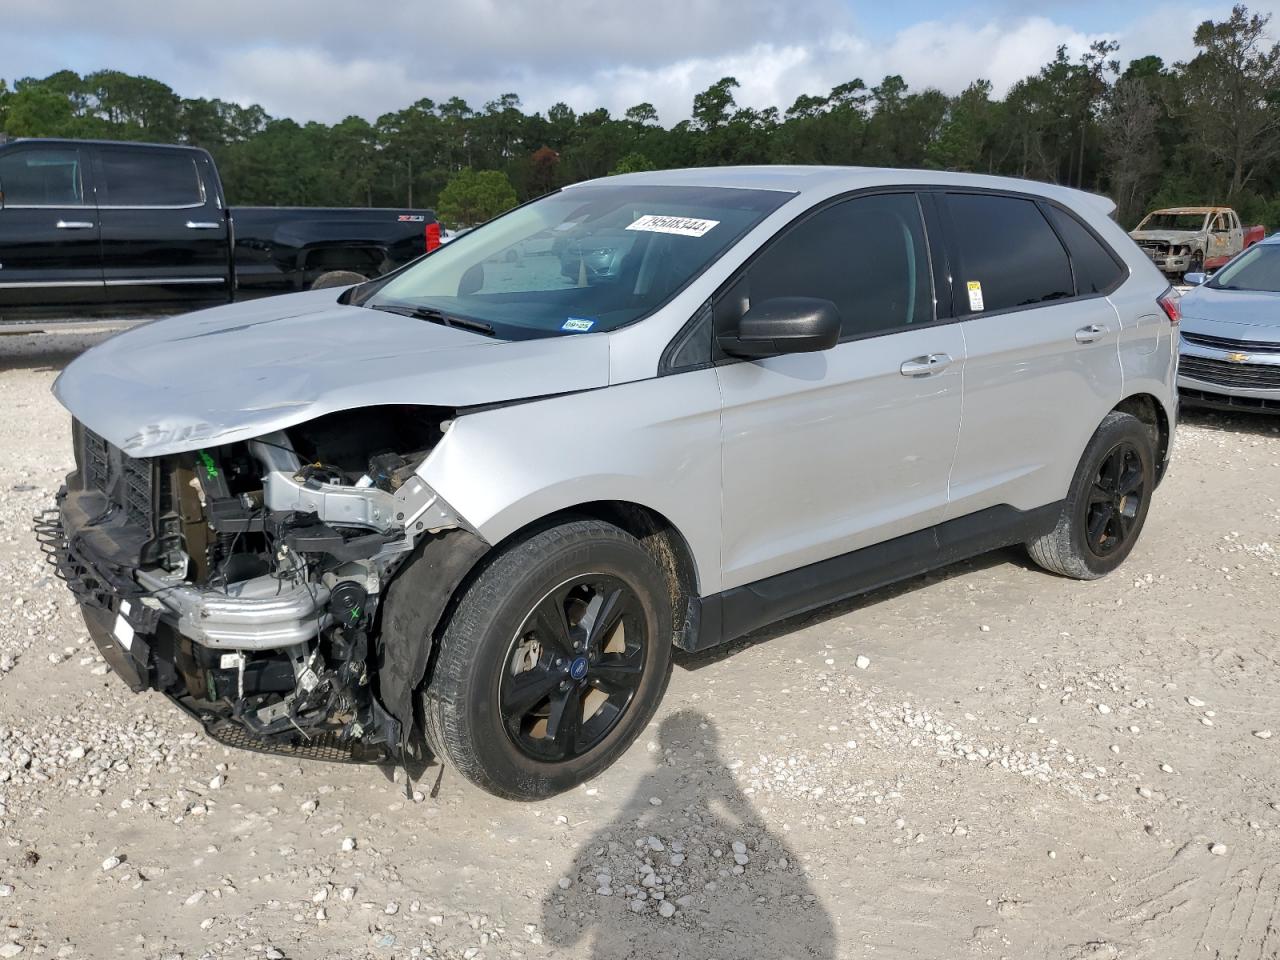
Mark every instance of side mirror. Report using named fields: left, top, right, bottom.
left=1184, top=272, right=1207, bottom=286
left=718, top=296, right=842, bottom=359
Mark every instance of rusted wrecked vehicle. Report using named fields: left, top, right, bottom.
left=1129, top=206, right=1265, bottom=278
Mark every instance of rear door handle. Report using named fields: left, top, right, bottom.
left=55, top=220, right=94, bottom=229
left=900, top=353, right=953, bottom=377
left=186, top=221, right=221, bottom=230
left=1074, top=324, right=1109, bottom=344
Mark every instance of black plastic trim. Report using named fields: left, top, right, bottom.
left=680, top=502, right=1063, bottom=652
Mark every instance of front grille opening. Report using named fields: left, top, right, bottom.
left=1180, top=356, right=1280, bottom=390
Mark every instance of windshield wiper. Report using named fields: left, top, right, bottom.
left=369, top=303, right=495, bottom=336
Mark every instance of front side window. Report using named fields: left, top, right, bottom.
left=1208, top=244, right=1280, bottom=293
left=945, top=193, right=1074, bottom=314
left=0, top=148, right=84, bottom=206
left=366, top=184, right=792, bottom=338
left=736, top=192, right=933, bottom=339
left=98, top=148, right=203, bottom=206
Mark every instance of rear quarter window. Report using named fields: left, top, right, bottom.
left=98, top=148, right=203, bottom=206
left=944, top=193, right=1073, bottom=314
left=1043, top=205, right=1125, bottom=294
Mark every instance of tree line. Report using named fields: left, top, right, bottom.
left=1, top=4, right=1278, bottom=229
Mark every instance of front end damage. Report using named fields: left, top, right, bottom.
left=38, top=407, right=487, bottom=763
left=1129, top=231, right=1202, bottom=276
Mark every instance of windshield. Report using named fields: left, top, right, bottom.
left=1138, top=212, right=1206, bottom=232
left=364, top=183, right=793, bottom=338
left=1208, top=243, right=1280, bottom=293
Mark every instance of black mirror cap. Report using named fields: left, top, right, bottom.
left=718, top=296, right=842, bottom=359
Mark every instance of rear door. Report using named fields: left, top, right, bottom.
left=938, top=191, right=1123, bottom=520
left=92, top=144, right=230, bottom=307
left=716, top=191, right=965, bottom=590
left=0, top=143, right=103, bottom=311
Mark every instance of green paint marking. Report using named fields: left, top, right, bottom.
left=197, top=450, right=219, bottom=480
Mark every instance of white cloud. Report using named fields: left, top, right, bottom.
left=3, top=0, right=1279, bottom=125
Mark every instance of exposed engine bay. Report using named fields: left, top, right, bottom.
left=46, top=405, right=472, bottom=760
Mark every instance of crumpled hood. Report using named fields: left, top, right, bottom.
left=54, top=289, right=612, bottom=457
left=1179, top=287, right=1280, bottom=340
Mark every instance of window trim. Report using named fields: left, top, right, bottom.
left=93, top=145, right=207, bottom=210
left=0, top=145, right=90, bottom=209
left=659, top=183, right=1132, bottom=375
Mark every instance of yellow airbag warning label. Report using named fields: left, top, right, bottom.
left=966, top=280, right=985, bottom=312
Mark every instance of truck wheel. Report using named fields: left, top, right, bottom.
left=311, top=270, right=368, bottom=290
left=422, top=519, right=674, bottom=800
left=1026, top=411, right=1156, bottom=580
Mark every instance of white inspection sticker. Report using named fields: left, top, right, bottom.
left=112, top=613, right=135, bottom=651
left=626, top=214, right=720, bottom=238
left=966, top=280, right=985, bottom=312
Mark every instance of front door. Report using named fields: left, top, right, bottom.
left=716, top=192, right=964, bottom=590
left=0, top=143, right=103, bottom=313
left=92, top=144, right=230, bottom=308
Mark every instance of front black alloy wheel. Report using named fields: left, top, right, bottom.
left=500, top=575, right=647, bottom=763
left=422, top=519, right=674, bottom=800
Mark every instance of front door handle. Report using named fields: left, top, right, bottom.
left=55, top=220, right=95, bottom=229
left=186, top=221, right=221, bottom=230
left=900, top=353, right=953, bottom=377
left=1074, top=324, right=1109, bottom=343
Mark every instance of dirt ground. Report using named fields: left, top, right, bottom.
left=0, top=329, right=1277, bottom=960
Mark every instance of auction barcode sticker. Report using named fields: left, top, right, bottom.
left=627, top=215, right=720, bottom=238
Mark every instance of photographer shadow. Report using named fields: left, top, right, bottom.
left=540, top=709, right=836, bottom=959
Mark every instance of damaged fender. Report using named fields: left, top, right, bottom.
left=376, top=527, right=490, bottom=751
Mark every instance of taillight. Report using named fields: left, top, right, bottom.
left=1157, top=288, right=1180, bottom=325
left=425, top=222, right=441, bottom=252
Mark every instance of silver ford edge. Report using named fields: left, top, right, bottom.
left=42, top=167, right=1178, bottom=799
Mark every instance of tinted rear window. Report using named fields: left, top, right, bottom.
left=98, top=148, right=203, bottom=206
left=945, top=193, right=1073, bottom=314
left=1044, top=205, right=1124, bottom=294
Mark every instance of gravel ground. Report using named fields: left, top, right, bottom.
left=0, top=330, right=1278, bottom=960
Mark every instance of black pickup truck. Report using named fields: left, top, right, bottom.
left=0, top=138, right=440, bottom=318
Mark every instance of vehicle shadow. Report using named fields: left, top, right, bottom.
left=677, top=547, right=1025, bottom=672
left=1178, top=405, right=1280, bottom=439
left=0, top=330, right=121, bottom=374
left=540, top=709, right=836, bottom=959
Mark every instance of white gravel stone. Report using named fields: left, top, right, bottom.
left=1254, top=730, right=1273, bottom=740
left=0, top=944, right=23, bottom=958
left=341, top=837, right=357, bottom=852
left=0, top=885, right=12, bottom=898
left=1210, top=842, right=1228, bottom=856
left=384, top=902, right=399, bottom=915
left=557, top=877, right=572, bottom=890
left=101, top=856, right=121, bottom=872
left=855, top=655, right=871, bottom=670
left=658, top=900, right=677, bottom=918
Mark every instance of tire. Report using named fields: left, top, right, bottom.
left=1026, top=411, right=1156, bottom=580
left=422, top=519, right=674, bottom=800
left=310, top=270, right=368, bottom=290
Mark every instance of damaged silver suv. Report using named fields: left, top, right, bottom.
left=41, top=167, right=1178, bottom=799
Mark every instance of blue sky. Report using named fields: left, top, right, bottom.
left=2, top=0, right=1276, bottom=125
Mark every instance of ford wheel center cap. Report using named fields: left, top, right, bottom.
left=569, top=656, right=588, bottom=680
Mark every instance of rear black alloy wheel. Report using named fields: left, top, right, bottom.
left=1084, top=441, right=1146, bottom=559
left=1026, top=410, right=1156, bottom=580
left=500, top=575, right=647, bottom=763
left=422, top=520, right=674, bottom=800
